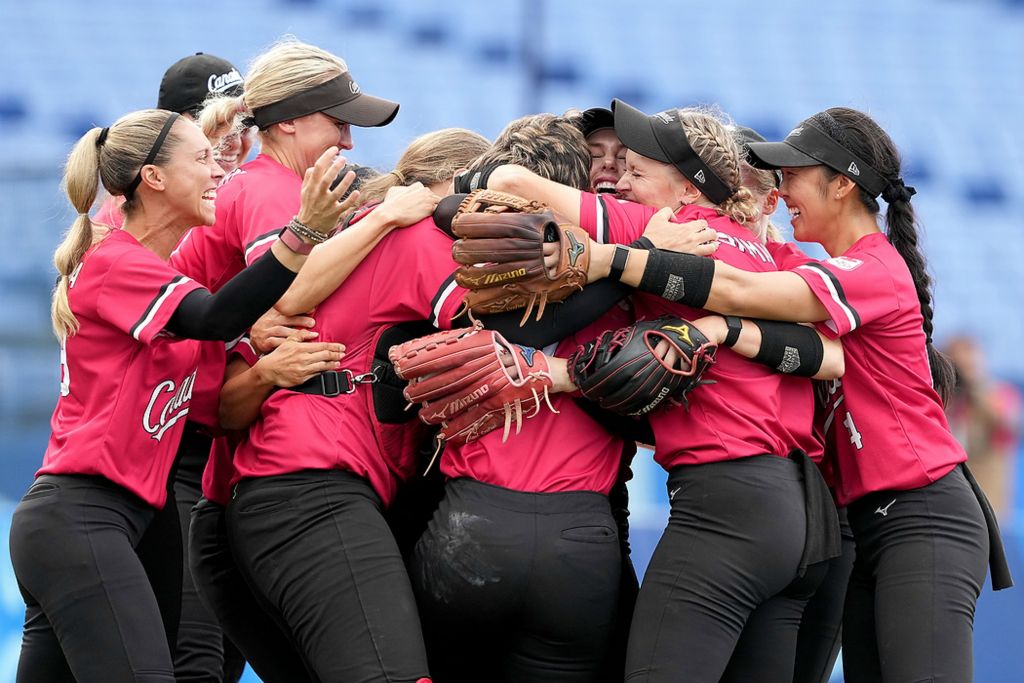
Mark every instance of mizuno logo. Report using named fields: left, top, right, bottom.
left=669, top=486, right=681, bottom=500
left=566, top=231, right=585, bottom=267
left=474, top=268, right=526, bottom=286
left=875, top=499, right=896, bottom=517
left=694, top=170, right=706, bottom=184
left=848, top=162, right=861, bottom=176
left=519, top=346, right=537, bottom=366
left=661, top=323, right=693, bottom=346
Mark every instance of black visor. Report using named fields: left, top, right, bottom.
left=577, top=107, right=614, bottom=139
left=251, top=72, right=399, bottom=130
left=611, top=99, right=734, bottom=205
left=746, top=122, right=886, bottom=197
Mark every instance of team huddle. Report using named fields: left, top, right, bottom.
left=9, top=37, right=1013, bottom=683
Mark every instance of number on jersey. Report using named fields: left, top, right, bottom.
left=842, top=410, right=863, bottom=450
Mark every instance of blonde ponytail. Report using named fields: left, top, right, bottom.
left=52, top=127, right=104, bottom=338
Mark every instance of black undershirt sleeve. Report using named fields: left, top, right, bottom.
left=166, top=247, right=296, bottom=341
left=471, top=279, right=632, bottom=347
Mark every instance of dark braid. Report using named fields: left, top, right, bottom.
left=820, top=107, right=955, bottom=404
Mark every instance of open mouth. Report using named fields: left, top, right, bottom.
left=595, top=181, right=618, bottom=194
left=788, top=207, right=801, bottom=221
left=201, top=189, right=218, bottom=204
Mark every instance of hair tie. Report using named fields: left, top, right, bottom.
left=882, top=178, right=917, bottom=204
left=390, top=169, right=406, bottom=184
left=96, top=127, right=110, bottom=148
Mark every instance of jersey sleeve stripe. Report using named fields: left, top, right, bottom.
left=595, top=196, right=610, bottom=244
left=243, top=229, right=282, bottom=262
left=797, top=262, right=862, bottom=332
left=130, top=275, right=194, bottom=341
left=431, top=273, right=460, bottom=327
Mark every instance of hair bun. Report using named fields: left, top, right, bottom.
left=882, top=179, right=916, bottom=204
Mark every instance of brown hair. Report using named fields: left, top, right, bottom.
left=473, top=113, right=590, bottom=190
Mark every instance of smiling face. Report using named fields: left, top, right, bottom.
left=779, top=165, right=838, bottom=243
left=587, top=127, right=626, bottom=194
left=615, top=149, right=690, bottom=208
left=160, top=119, right=225, bottom=226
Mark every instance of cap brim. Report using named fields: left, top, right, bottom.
left=745, top=141, right=819, bottom=170
left=611, top=99, right=671, bottom=163
left=323, top=93, right=399, bottom=128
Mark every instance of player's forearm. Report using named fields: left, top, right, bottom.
left=275, top=212, right=397, bottom=316
left=218, top=363, right=275, bottom=430
left=709, top=316, right=843, bottom=379
left=487, top=165, right=583, bottom=225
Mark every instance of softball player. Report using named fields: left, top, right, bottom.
left=617, top=106, right=1011, bottom=681
left=460, top=101, right=843, bottom=682
left=8, top=110, right=349, bottom=683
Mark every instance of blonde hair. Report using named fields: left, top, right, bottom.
left=738, top=161, right=781, bottom=242
left=672, top=107, right=759, bottom=230
left=357, top=128, right=491, bottom=206
left=52, top=110, right=186, bottom=339
left=200, top=36, right=347, bottom=140
left=473, top=113, right=590, bottom=190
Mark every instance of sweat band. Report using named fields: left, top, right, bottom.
left=636, top=248, right=715, bottom=308
left=752, top=319, right=824, bottom=377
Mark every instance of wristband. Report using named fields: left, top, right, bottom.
left=723, top=316, right=743, bottom=347
left=608, top=245, right=630, bottom=281
left=287, top=217, right=332, bottom=245
left=453, top=163, right=503, bottom=194
left=278, top=225, right=313, bottom=255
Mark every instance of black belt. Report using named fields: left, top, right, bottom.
left=286, top=369, right=378, bottom=397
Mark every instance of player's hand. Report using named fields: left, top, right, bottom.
left=254, top=335, right=346, bottom=388
left=642, top=208, right=718, bottom=255
left=251, top=308, right=317, bottom=354
left=379, top=182, right=441, bottom=229
left=296, top=147, right=360, bottom=234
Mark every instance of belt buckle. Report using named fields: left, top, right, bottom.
left=319, top=371, right=343, bottom=397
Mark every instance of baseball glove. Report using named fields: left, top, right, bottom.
left=568, top=317, right=718, bottom=416
left=450, top=189, right=590, bottom=325
left=388, top=323, right=556, bottom=445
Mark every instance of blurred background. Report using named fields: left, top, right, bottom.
left=0, top=0, right=1021, bottom=680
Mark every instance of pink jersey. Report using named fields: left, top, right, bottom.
left=93, top=195, right=126, bottom=230
left=168, top=156, right=300, bottom=432
left=40, top=230, right=203, bottom=508
left=234, top=211, right=467, bottom=506
left=792, top=233, right=965, bottom=505
left=579, top=194, right=799, bottom=469
left=441, top=305, right=633, bottom=494
left=764, top=240, right=824, bottom=463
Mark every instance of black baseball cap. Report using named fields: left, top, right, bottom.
left=249, top=72, right=398, bottom=130
left=611, top=98, right=734, bottom=205
left=158, top=52, right=244, bottom=115
left=745, top=117, right=887, bottom=197
left=577, top=107, right=614, bottom=139
left=730, top=125, right=782, bottom=188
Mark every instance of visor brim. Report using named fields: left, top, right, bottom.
left=745, top=141, right=820, bottom=170
left=323, top=94, right=399, bottom=128
left=611, top=99, right=671, bottom=163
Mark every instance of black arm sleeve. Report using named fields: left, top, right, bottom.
left=472, top=279, right=632, bottom=347
left=165, top=247, right=297, bottom=341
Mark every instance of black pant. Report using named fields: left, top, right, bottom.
left=626, top=455, right=818, bottom=683
left=166, top=426, right=247, bottom=683
left=227, top=470, right=430, bottom=683
left=793, top=508, right=856, bottom=683
left=9, top=475, right=174, bottom=683
left=411, top=478, right=621, bottom=683
left=189, top=497, right=318, bottom=683
left=843, top=465, right=989, bottom=682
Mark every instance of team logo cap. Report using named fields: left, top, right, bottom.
left=158, top=52, right=244, bottom=116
